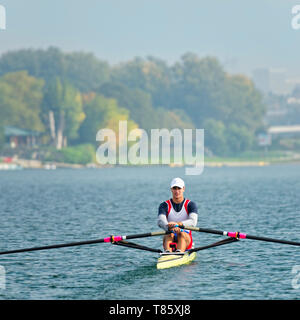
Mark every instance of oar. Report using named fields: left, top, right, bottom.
left=180, top=226, right=300, bottom=246
left=0, top=230, right=169, bottom=256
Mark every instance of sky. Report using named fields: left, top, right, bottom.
left=0, top=0, right=300, bottom=81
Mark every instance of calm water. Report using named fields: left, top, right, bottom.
left=0, top=165, right=300, bottom=300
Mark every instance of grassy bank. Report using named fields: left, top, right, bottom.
left=1, top=146, right=300, bottom=168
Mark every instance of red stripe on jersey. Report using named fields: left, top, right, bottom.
left=186, top=231, right=193, bottom=250
left=166, top=200, right=172, bottom=218
left=184, top=199, right=190, bottom=215
left=184, top=200, right=193, bottom=249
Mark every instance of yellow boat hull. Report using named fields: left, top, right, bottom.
left=156, top=252, right=197, bottom=269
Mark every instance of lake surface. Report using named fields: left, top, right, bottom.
left=0, top=165, right=300, bottom=300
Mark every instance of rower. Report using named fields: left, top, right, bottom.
left=157, top=177, right=198, bottom=253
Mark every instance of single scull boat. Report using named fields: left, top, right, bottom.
left=157, top=251, right=197, bottom=269
left=0, top=225, right=299, bottom=270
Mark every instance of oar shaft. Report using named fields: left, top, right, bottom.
left=182, top=226, right=300, bottom=246
left=125, top=230, right=169, bottom=241
left=244, top=234, right=300, bottom=246
left=181, top=226, right=224, bottom=236
left=0, top=238, right=106, bottom=255
left=0, top=230, right=169, bottom=256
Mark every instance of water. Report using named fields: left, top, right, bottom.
left=0, top=165, right=300, bottom=300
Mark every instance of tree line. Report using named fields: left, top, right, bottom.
left=0, top=47, right=266, bottom=156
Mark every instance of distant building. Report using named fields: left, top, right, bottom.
left=4, top=126, right=43, bottom=148
left=267, top=125, right=300, bottom=138
left=252, top=68, right=270, bottom=94
left=252, top=68, right=294, bottom=95
left=257, top=133, right=272, bottom=147
left=269, top=68, right=288, bottom=95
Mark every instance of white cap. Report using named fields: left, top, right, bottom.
left=170, top=177, right=185, bottom=189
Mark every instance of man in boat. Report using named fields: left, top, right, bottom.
left=157, top=177, right=198, bottom=253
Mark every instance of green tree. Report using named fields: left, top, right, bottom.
left=79, top=94, right=138, bottom=146
left=170, top=53, right=229, bottom=127
left=98, top=82, right=159, bottom=131
left=203, top=118, right=228, bottom=155
left=0, top=47, right=66, bottom=83
left=0, top=47, right=110, bottom=92
left=155, top=108, right=195, bottom=130
left=42, top=78, right=85, bottom=149
left=111, top=56, right=171, bottom=109
left=0, top=71, right=45, bottom=131
left=223, top=74, right=266, bottom=132
left=225, top=124, right=254, bottom=154
left=0, top=123, right=4, bottom=150
left=64, top=51, right=110, bottom=92
left=99, top=82, right=194, bottom=131
left=0, top=49, right=267, bottom=155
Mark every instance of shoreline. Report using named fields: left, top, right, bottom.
left=1, top=157, right=300, bottom=170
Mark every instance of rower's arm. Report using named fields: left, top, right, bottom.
left=181, top=201, right=198, bottom=227
left=180, top=212, right=198, bottom=227
left=157, top=202, right=169, bottom=231
left=157, top=214, right=169, bottom=231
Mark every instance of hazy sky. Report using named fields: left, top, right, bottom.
left=0, top=0, right=300, bottom=78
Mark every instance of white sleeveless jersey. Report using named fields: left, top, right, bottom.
left=165, top=199, right=190, bottom=222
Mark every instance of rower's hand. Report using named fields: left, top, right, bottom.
left=167, top=222, right=176, bottom=230
left=168, top=222, right=183, bottom=233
